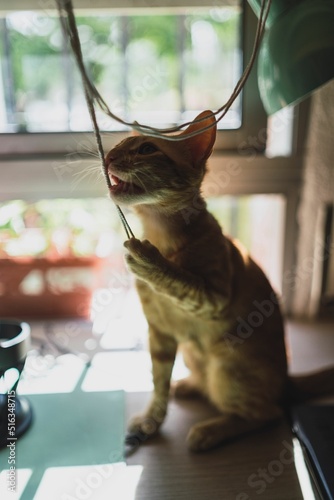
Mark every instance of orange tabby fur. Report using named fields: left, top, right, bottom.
left=105, top=111, right=334, bottom=452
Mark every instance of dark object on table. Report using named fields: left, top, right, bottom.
left=292, top=404, right=334, bottom=500
left=0, top=319, right=33, bottom=448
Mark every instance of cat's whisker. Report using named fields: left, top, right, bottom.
left=71, top=163, right=102, bottom=179
left=83, top=151, right=101, bottom=160
left=79, top=142, right=100, bottom=157
left=70, top=163, right=105, bottom=190
left=71, top=172, right=96, bottom=190
left=64, top=148, right=100, bottom=161
left=133, top=167, right=152, bottom=181
left=52, top=159, right=98, bottom=182
left=131, top=171, right=148, bottom=192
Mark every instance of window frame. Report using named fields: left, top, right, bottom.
left=0, top=0, right=267, bottom=155
left=0, top=0, right=308, bottom=312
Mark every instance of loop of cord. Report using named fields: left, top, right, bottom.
left=56, top=0, right=271, bottom=139
left=55, top=0, right=271, bottom=237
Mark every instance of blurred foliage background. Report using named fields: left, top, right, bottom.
left=0, top=8, right=241, bottom=132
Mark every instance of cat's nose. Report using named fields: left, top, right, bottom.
left=105, top=151, right=115, bottom=165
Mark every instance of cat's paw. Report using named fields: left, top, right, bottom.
left=124, top=238, right=165, bottom=281
left=127, top=413, right=161, bottom=441
left=186, top=423, right=220, bottom=452
left=171, top=377, right=203, bottom=399
left=125, top=414, right=158, bottom=453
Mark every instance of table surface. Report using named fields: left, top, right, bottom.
left=125, top=319, right=334, bottom=500
left=126, top=392, right=305, bottom=500
left=14, top=317, right=333, bottom=500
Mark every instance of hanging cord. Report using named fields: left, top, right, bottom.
left=56, top=0, right=135, bottom=239
left=55, top=0, right=271, bottom=240
left=56, top=0, right=271, bottom=141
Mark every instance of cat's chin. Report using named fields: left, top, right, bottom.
left=109, top=188, right=152, bottom=208
left=109, top=189, right=162, bottom=209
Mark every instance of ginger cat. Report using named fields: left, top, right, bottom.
left=105, top=111, right=334, bottom=452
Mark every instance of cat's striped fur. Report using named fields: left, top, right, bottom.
left=106, top=111, right=334, bottom=451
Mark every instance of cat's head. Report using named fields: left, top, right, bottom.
left=105, top=110, right=216, bottom=211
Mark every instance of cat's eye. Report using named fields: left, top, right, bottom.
left=137, top=143, right=159, bottom=155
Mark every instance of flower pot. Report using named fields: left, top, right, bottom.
left=0, top=257, right=100, bottom=319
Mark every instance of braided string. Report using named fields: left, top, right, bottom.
left=56, top=0, right=135, bottom=239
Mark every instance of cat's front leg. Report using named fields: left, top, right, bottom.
left=124, top=238, right=230, bottom=320
left=127, top=325, right=177, bottom=442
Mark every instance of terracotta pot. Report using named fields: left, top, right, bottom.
left=0, top=257, right=101, bottom=319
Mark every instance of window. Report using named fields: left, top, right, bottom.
left=0, top=1, right=304, bottom=311
left=0, top=0, right=267, bottom=154
left=0, top=9, right=241, bottom=133
left=207, top=194, right=286, bottom=293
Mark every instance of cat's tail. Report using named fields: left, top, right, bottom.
left=288, top=366, right=334, bottom=403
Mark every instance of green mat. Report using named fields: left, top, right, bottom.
left=0, top=373, right=124, bottom=499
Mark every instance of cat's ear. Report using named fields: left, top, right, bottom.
left=131, top=129, right=142, bottom=137
left=181, top=110, right=217, bottom=166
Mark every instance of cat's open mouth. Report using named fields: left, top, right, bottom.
left=107, top=171, right=144, bottom=198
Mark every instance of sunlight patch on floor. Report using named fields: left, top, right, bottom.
left=0, top=468, right=32, bottom=500
left=33, top=463, right=143, bottom=500
left=18, top=354, right=86, bottom=395
left=0, top=464, right=143, bottom=500
left=81, top=351, right=154, bottom=392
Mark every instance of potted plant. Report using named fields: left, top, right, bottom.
left=0, top=199, right=125, bottom=319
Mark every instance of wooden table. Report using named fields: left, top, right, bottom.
left=125, top=319, right=334, bottom=499
left=126, top=392, right=304, bottom=500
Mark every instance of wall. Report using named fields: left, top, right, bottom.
left=293, top=80, right=334, bottom=316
